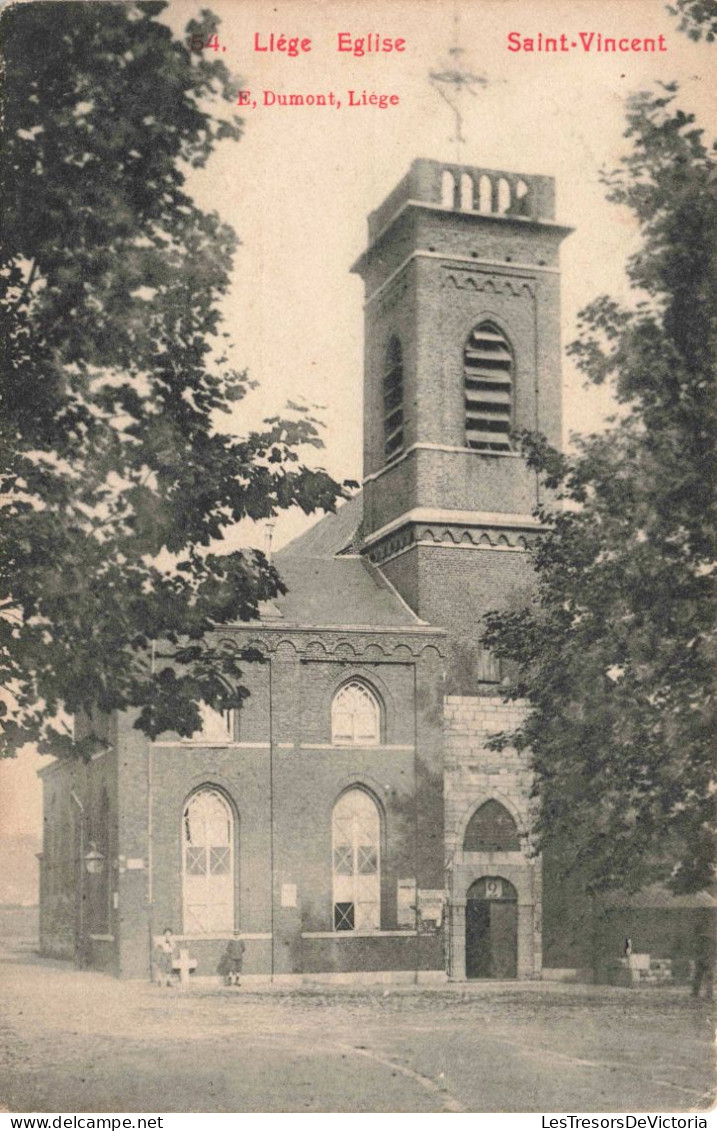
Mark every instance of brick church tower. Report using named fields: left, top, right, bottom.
left=353, top=158, right=571, bottom=693
left=354, top=159, right=573, bottom=979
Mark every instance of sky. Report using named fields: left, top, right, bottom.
left=1, top=0, right=713, bottom=873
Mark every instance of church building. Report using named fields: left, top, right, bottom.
left=38, top=158, right=573, bottom=982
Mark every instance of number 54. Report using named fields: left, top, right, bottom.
left=189, top=32, right=220, bottom=52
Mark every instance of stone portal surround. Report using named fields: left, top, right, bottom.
left=444, top=696, right=541, bottom=980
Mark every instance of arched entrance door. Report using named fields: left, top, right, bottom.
left=465, top=877, right=518, bottom=979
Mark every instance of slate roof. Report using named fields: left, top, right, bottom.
left=261, top=494, right=426, bottom=629
left=277, top=492, right=363, bottom=559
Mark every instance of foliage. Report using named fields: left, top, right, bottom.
left=1, top=2, right=342, bottom=757
left=666, top=0, right=716, bottom=41
left=483, top=86, right=716, bottom=894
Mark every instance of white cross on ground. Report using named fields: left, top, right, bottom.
left=172, top=948, right=197, bottom=987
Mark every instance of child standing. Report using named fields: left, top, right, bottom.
left=220, top=934, right=245, bottom=986
left=154, top=927, right=176, bottom=988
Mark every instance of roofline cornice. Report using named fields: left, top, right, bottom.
left=226, top=621, right=446, bottom=636
left=351, top=200, right=574, bottom=275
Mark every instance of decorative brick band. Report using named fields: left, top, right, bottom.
left=365, top=521, right=537, bottom=566
left=209, top=624, right=446, bottom=661
left=441, top=264, right=535, bottom=299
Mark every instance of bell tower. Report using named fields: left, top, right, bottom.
left=352, top=159, right=572, bottom=691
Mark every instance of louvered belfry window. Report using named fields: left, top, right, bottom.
left=464, top=322, right=513, bottom=451
left=383, top=336, right=404, bottom=461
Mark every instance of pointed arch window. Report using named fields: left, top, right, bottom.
left=182, top=788, right=235, bottom=934
left=464, top=322, right=513, bottom=451
left=383, top=336, right=404, bottom=462
left=331, top=681, right=381, bottom=746
left=332, top=788, right=381, bottom=930
left=463, top=800, right=520, bottom=853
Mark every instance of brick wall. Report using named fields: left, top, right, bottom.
left=39, top=736, right=119, bottom=972
left=383, top=541, right=536, bottom=694
left=97, top=625, right=446, bottom=980
left=39, top=762, right=78, bottom=959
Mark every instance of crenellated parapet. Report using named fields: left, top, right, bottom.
left=366, top=157, right=557, bottom=243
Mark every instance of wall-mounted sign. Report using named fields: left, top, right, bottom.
left=484, top=879, right=503, bottom=900
left=281, top=883, right=297, bottom=908
left=397, top=878, right=416, bottom=928
left=125, top=858, right=145, bottom=870
left=417, top=889, right=445, bottom=928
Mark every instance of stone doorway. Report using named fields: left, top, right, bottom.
left=465, top=876, right=518, bottom=979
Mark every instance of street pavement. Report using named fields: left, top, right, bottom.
left=0, top=947, right=714, bottom=1113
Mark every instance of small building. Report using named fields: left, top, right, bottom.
left=39, top=159, right=573, bottom=981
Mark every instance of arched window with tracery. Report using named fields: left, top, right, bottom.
left=331, top=681, right=381, bottom=746
left=332, top=788, right=381, bottom=931
left=463, top=800, right=521, bottom=853
left=464, top=322, right=513, bottom=451
left=383, top=337, right=404, bottom=462
left=182, top=788, right=235, bottom=934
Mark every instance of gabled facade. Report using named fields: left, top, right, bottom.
left=39, top=159, right=572, bottom=982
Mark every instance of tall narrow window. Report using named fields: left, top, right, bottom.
left=464, top=322, right=513, bottom=451
left=383, top=337, right=404, bottom=462
left=182, top=788, right=235, bottom=934
left=332, top=788, right=381, bottom=931
left=332, top=681, right=381, bottom=746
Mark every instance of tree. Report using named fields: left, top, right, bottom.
left=666, top=0, right=717, bottom=41
left=482, top=85, right=715, bottom=895
left=1, top=2, right=342, bottom=757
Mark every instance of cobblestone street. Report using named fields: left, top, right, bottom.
left=0, top=948, right=714, bottom=1113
